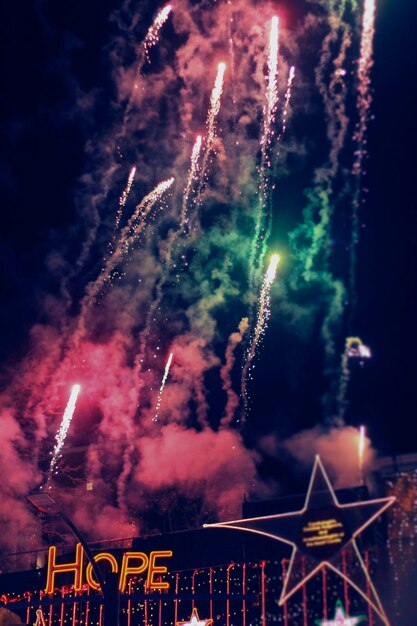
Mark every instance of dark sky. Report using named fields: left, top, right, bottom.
left=0, top=0, right=416, bottom=461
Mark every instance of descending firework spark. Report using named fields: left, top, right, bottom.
left=208, top=62, right=226, bottom=142
left=248, top=17, right=279, bottom=297
left=358, top=424, right=366, bottom=482
left=123, top=177, right=175, bottom=247
left=350, top=0, right=376, bottom=317
left=278, top=66, right=295, bottom=142
left=180, top=135, right=202, bottom=230
left=143, top=5, right=173, bottom=61
left=241, top=255, right=280, bottom=420
left=153, top=353, right=173, bottom=422
left=75, top=177, right=174, bottom=341
left=104, top=177, right=174, bottom=283
left=114, top=166, right=136, bottom=232
left=196, top=63, right=226, bottom=195
left=131, top=139, right=203, bottom=393
left=49, top=385, right=81, bottom=474
left=122, top=5, right=172, bottom=132
left=353, top=0, right=376, bottom=176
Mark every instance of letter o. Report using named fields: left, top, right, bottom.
left=86, top=553, right=119, bottom=591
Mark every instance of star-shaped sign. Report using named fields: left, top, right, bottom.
left=204, top=456, right=394, bottom=625
left=177, top=607, right=213, bottom=626
left=315, top=599, right=365, bottom=626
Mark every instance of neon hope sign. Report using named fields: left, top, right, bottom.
left=45, top=544, right=173, bottom=594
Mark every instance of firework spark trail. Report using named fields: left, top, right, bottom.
left=220, top=318, right=248, bottom=428
left=241, top=255, right=280, bottom=421
left=49, top=384, right=81, bottom=475
left=131, top=140, right=203, bottom=394
left=353, top=0, right=376, bottom=176
left=153, top=352, right=173, bottom=422
left=32, top=176, right=174, bottom=454
left=180, top=135, right=203, bottom=231
left=114, top=166, right=136, bottom=233
left=278, top=66, right=295, bottom=143
left=143, top=5, right=172, bottom=61
left=350, top=0, right=376, bottom=319
left=122, top=177, right=174, bottom=246
left=71, top=177, right=175, bottom=347
left=122, top=5, right=173, bottom=137
left=195, top=62, right=226, bottom=201
left=85, top=178, right=174, bottom=302
left=77, top=7, right=173, bottom=271
left=248, top=17, right=279, bottom=298
left=119, top=355, right=174, bottom=508
left=266, top=16, right=279, bottom=121
left=207, top=62, right=226, bottom=150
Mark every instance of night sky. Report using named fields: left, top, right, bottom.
left=0, top=0, right=416, bottom=547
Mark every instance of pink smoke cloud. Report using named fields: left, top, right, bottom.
left=284, top=424, right=376, bottom=488
left=133, top=423, right=259, bottom=519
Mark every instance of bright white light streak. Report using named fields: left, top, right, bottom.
left=153, top=353, right=173, bottom=422
left=50, top=384, right=81, bottom=473
left=207, top=62, right=226, bottom=145
left=265, top=253, right=280, bottom=285
left=180, top=135, right=202, bottom=228
left=267, top=16, right=279, bottom=116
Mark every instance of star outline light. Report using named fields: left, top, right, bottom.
left=176, top=607, right=213, bottom=626
left=315, top=598, right=365, bottom=626
left=204, top=456, right=395, bottom=625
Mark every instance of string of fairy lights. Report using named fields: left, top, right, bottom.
left=1, top=552, right=384, bottom=626
left=385, top=470, right=417, bottom=623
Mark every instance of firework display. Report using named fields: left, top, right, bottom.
left=0, top=0, right=410, bottom=623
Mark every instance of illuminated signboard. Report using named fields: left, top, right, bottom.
left=298, top=508, right=352, bottom=561
left=44, top=544, right=173, bottom=593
